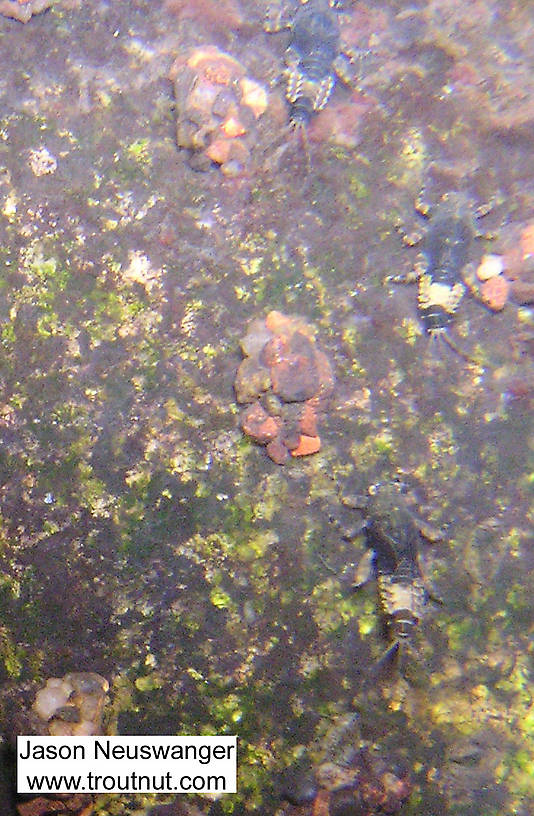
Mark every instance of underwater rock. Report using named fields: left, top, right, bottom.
left=27, top=146, right=57, bottom=177
left=240, top=317, right=273, bottom=358
left=234, top=356, right=271, bottom=403
left=235, top=311, right=334, bottom=463
left=473, top=254, right=509, bottom=311
left=270, top=335, right=319, bottom=402
left=493, top=223, right=534, bottom=305
left=280, top=713, right=412, bottom=815
left=509, top=277, right=534, bottom=305
left=307, top=94, right=372, bottom=150
left=479, top=273, right=510, bottom=312
left=0, top=0, right=52, bottom=22
left=32, top=672, right=109, bottom=737
left=476, top=254, right=504, bottom=282
left=14, top=674, right=108, bottom=815
left=290, top=434, right=321, bottom=457
left=440, top=729, right=506, bottom=812
left=169, top=45, right=268, bottom=176
left=240, top=402, right=280, bottom=444
left=266, top=437, right=289, bottom=465
left=298, top=402, right=318, bottom=437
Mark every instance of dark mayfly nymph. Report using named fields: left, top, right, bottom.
left=347, top=482, right=441, bottom=662
left=265, top=0, right=364, bottom=128
left=388, top=192, right=494, bottom=359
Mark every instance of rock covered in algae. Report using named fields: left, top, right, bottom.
left=32, top=672, right=109, bottom=736
left=0, top=0, right=52, bottom=22
left=235, top=311, right=334, bottom=464
left=9, top=674, right=108, bottom=816
left=280, top=713, right=413, bottom=815
left=169, top=45, right=269, bottom=177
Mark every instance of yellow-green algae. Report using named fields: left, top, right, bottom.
left=0, top=3, right=532, bottom=814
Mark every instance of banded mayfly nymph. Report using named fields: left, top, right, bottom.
left=347, top=481, right=442, bottom=666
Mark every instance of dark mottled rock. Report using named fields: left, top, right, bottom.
left=240, top=403, right=280, bottom=444
left=235, top=357, right=271, bottom=403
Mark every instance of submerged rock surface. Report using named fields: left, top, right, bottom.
left=0, top=0, right=533, bottom=814
left=236, top=311, right=334, bottom=463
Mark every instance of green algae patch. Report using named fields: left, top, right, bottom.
left=210, top=587, right=233, bottom=611
left=0, top=4, right=532, bottom=815
left=125, top=138, right=152, bottom=165
left=135, top=673, right=163, bottom=692
left=235, top=529, right=279, bottom=562
left=0, top=627, right=23, bottom=679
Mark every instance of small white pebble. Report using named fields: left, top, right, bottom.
left=33, top=683, right=70, bottom=721
left=476, top=254, right=504, bottom=281
left=28, top=147, right=57, bottom=177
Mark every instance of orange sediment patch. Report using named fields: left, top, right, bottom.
left=221, top=116, right=247, bottom=138
left=240, top=403, right=281, bottom=444
left=265, top=310, right=294, bottom=335
left=480, top=274, right=510, bottom=311
left=205, top=137, right=249, bottom=166
left=205, top=138, right=233, bottom=165
left=312, top=789, right=331, bottom=816
left=290, top=434, right=321, bottom=457
left=299, top=402, right=318, bottom=437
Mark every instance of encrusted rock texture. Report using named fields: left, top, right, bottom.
left=0, top=0, right=533, bottom=814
